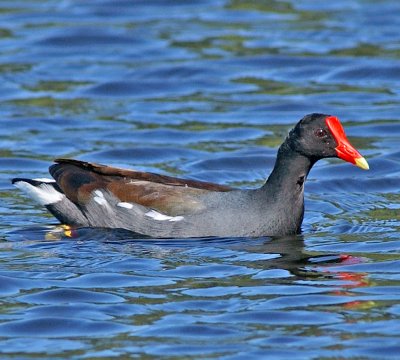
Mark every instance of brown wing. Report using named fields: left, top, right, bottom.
left=50, top=158, right=233, bottom=216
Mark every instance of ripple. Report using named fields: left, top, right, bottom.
left=64, top=272, right=176, bottom=288
left=208, top=310, right=342, bottom=326
left=0, top=274, right=38, bottom=296
left=0, top=338, right=86, bottom=354
left=0, top=317, right=132, bottom=337
left=21, top=304, right=113, bottom=321
left=326, top=64, right=400, bottom=82
left=0, top=158, right=50, bottom=171
left=38, top=30, right=135, bottom=47
left=18, top=288, right=124, bottom=304
left=162, top=263, right=256, bottom=278
left=139, top=322, right=241, bottom=339
left=187, top=154, right=273, bottom=172
left=324, top=319, right=400, bottom=336
left=81, top=146, right=203, bottom=164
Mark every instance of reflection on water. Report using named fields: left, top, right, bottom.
left=1, top=0, right=400, bottom=358
left=2, top=227, right=398, bottom=358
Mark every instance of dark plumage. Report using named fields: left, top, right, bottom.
left=12, top=113, right=368, bottom=238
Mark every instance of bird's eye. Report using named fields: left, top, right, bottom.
left=315, top=129, right=327, bottom=138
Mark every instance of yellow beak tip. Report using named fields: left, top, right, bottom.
left=355, top=157, right=369, bottom=170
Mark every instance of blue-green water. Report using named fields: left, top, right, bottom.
left=1, top=0, right=400, bottom=358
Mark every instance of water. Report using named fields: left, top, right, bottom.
left=1, top=0, right=400, bottom=358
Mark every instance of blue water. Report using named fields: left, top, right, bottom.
left=1, top=0, right=400, bottom=358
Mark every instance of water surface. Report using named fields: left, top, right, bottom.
left=1, top=0, right=400, bottom=358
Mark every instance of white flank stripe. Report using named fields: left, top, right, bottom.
left=94, top=196, right=108, bottom=206
left=33, top=178, right=56, bottom=183
left=14, top=181, right=64, bottom=205
left=145, top=209, right=184, bottom=222
left=93, top=190, right=108, bottom=206
left=94, top=190, right=104, bottom=198
left=169, top=215, right=184, bottom=222
left=117, top=202, right=134, bottom=209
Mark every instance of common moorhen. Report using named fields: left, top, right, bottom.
left=12, top=113, right=368, bottom=238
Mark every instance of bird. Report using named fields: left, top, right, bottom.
left=12, top=113, right=369, bottom=238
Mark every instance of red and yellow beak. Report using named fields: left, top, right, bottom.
left=326, top=116, right=369, bottom=170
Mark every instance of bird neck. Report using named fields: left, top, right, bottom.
left=261, top=141, right=315, bottom=195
